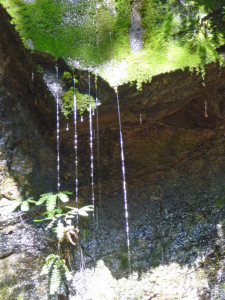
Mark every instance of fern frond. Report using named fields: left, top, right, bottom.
left=50, top=265, right=61, bottom=295
left=62, top=191, right=73, bottom=195
left=58, top=192, right=69, bottom=203
left=40, top=254, right=56, bottom=276
left=63, top=264, right=73, bottom=281
left=36, top=193, right=53, bottom=206
left=46, top=194, right=57, bottom=211
left=56, top=221, right=65, bottom=241
left=46, top=217, right=56, bottom=230
left=78, top=205, right=94, bottom=216
left=66, top=206, right=79, bottom=215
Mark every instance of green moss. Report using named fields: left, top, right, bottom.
left=1, top=0, right=225, bottom=87
left=62, top=88, right=96, bottom=118
left=0, top=277, right=25, bottom=300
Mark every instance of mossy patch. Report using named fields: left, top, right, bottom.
left=62, top=88, right=96, bottom=118
left=1, top=0, right=225, bottom=87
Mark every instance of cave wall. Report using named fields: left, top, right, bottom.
left=0, top=5, right=59, bottom=299
left=1, top=2, right=225, bottom=300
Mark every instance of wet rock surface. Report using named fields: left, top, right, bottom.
left=129, top=0, right=145, bottom=53
left=2, top=3, right=225, bottom=300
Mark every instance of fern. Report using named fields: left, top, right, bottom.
left=49, top=264, right=61, bottom=295
left=36, top=192, right=69, bottom=211
left=66, top=205, right=94, bottom=217
left=56, top=221, right=65, bottom=241
left=40, top=254, right=56, bottom=276
left=41, top=255, right=72, bottom=295
left=36, top=193, right=53, bottom=206
left=18, top=192, right=94, bottom=296
left=78, top=205, right=94, bottom=217
left=46, top=194, right=58, bottom=211
left=63, top=264, right=73, bottom=281
left=57, top=192, right=70, bottom=203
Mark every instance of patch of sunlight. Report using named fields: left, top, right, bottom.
left=70, top=259, right=209, bottom=300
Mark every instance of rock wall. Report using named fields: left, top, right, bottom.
left=0, top=4, right=59, bottom=299
left=1, top=2, right=225, bottom=300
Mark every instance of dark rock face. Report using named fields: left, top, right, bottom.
left=2, top=2, right=225, bottom=299
left=0, top=4, right=58, bottom=299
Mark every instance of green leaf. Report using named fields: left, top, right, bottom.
left=66, top=206, right=79, bottom=215
left=78, top=205, right=94, bottom=216
left=78, top=208, right=89, bottom=216
left=58, top=192, right=69, bottom=203
left=50, top=265, right=61, bottom=295
left=46, top=194, right=57, bottom=211
left=27, top=197, right=36, bottom=203
left=20, top=201, right=29, bottom=211
left=36, top=193, right=53, bottom=206
left=56, top=221, right=65, bottom=241
left=62, top=191, right=73, bottom=195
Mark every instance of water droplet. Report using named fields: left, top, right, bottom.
left=204, top=101, right=208, bottom=118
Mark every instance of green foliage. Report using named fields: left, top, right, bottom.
left=62, top=88, right=96, bottom=118
left=40, top=254, right=72, bottom=295
left=17, top=191, right=93, bottom=295
left=13, top=197, right=36, bottom=212
left=62, top=71, right=74, bottom=87
left=1, top=0, right=225, bottom=87
left=35, top=192, right=70, bottom=211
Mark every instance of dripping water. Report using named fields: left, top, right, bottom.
left=88, top=74, right=95, bottom=209
left=55, top=66, right=61, bottom=258
left=66, top=123, right=69, bottom=131
left=140, top=113, right=142, bottom=126
left=56, top=66, right=60, bottom=192
left=95, top=75, right=102, bottom=224
left=73, top=77, right=84, bottom=271
left=73, top=77, right=79, bottom=224
left=204, top=100, right=208, bottom=118
left=88, top=74, right=96, bottom=266
left=114, top=86, right=131, bottom=275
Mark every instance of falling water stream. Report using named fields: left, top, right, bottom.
left=73, top=77, right=79, bottom=224
left=56, top=66, right=60, bottom=192
left=88, top=74, right=96, bottom=266
left=95, top=75, right=102, bottom=224
left=55, top=66, right=61, bottom=258
left=204, top=100, right=208, bottom=118
left=88, top=75, right=95, bottom=210
left=114, top=87, right=131, bottom=275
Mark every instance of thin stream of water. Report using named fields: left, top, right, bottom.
left=95, top=75, right=102, bottom=224
left=56, top=66, right=60, bottom=192
left=114, top=87, right=131, bottom=275
left=88, top=74, right=96, bottom=266
left=55, top=66, right=61, bottom=257
left=204, top=100, right=208, bottom=118
left=88, top=75, right=95, bottom=209
left=73, top=77, right=79, bottom=224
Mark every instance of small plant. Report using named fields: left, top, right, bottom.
left=62, top=71, right=75, bottom=88
left=18, top=192, right=93, bottom=295
left=62, top=88, right=96, bottom=118
left=40, top=254, right=72, bottom=295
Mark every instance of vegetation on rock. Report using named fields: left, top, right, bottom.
left=16, top=191, right=93, bottom=296
left=1, top=0, right=225, bottom=86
